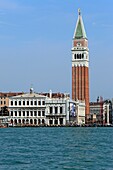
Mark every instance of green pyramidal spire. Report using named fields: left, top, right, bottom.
left=73, top=9, right=87, bottom=39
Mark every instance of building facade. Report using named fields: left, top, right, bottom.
left=72, top=9, right=89, bottom=117
left=103, top=100, right=112, bottom=125
left=8, top=89, right=85, bottom=126
left=69, top=99, right=85, bottom=125
left=0, top=92, right=23, bottom=116
left=90, top=101, right=103, bottom=124
left=112, top=98, right=113, bottom=124
left=90, top=99, right=112, bottom=125
left=45, top=97, right=68, bottom=126
left=9, top=90, right=46, bottom=126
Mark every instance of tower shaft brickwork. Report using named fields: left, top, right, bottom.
left=72, top=9, right=89, bottom=116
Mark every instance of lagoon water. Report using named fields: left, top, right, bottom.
left=0, top=127, right=113, bottom=170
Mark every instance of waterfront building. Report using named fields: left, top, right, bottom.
left=103, top=100, right=112, bottom=125
left=90, top=100, right=103, bottom=124
left=90, top=98, right=112, bottom=125
left=45, top=91, right=85, bottom=126
left=0, top=116, right=9, bottom=127
left=8, top=89, right=85, bottom=126
left=0, top=92, right=23, bottom=116
left=75, top=100, right=85, bottom=125
left=112, top=98, right=113, bottom=124
left=69, top=99, right=85, bottom=125
left=72, top=9, right=90, bottom=119
left=45, top=91, right=69, bottom=126
left=9, top=88, right=46, bottom=126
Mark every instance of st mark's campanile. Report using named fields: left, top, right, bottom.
left=72, top=9, right=89, bottom=116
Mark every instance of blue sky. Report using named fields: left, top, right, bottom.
left=0, top=0, right=113, bottom=101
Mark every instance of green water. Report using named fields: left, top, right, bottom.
left=0, top=127, right=113, bottom=170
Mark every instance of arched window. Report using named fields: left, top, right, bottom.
left=18, top=119, right=21, bottom=124
left=30, top=119, right=33, bottom=124
left=74, top=54, right=76, bottom=59
left=11, top=101, right=13, bottom=106
left=34, top=119, right=37, bottom=125
left=14, top=119, right=17, bottom=124
left=77, top=54, right=79, bottom=59
left=26, top=119, right=29, bottom=124
left=80, top=54, right=81, bottom=59
left=22, top=119, right=25, bottom=124
left=11, top=119, right=13, bottom=124
left=49, top=119, right=53, bottom=125
left=42, top=119, right=45, bottom=124
left=82, top=54, right=84, bottom=59
left=55, top=119, right=58, bottom=125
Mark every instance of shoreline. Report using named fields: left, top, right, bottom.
left=7, top=124, right=113, bottom=128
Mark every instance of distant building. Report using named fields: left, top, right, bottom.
left=9, top=89, right=46, bottom=126
left=90, top=101, right=103, bottom=124
left=45, top=93, right=69, bottom=126
left=8, top=89, right=85, bottom=126
left=46, top=94, right=85, bottom=126
left=112, top=99, right=113, bottom=124
left=69, top=99, right=85, bottom=125
left=103, top=100, right=112, bottom=125
left=0, top=92, right=23, bottom=116
left=72, top=9, right=90, bottom=119
left=90, top=98, right=112, bottom=125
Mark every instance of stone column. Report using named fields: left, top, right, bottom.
left=107, top=104, right=109, bottom=125
left=58, top=118, right=60, bottom=125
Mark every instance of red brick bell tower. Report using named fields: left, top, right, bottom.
left=72, top=9, right=89, bottom=117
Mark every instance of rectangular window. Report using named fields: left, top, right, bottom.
left=23, top=111, right=25, bottom=116
left=38, top=111, right=41, bottom=116
left=15, top=101, right=17, bottom=106
left=27, top=111, right=29, bottom=117
left=31, top=101, right=33, bottom=105
left=55, top=107, right=58, bottom=114
left=27, top=101, right=29, bottom=105
left=11, top=101, right=13, bottom=106
left=19, top=101, right=21, bottom=105
left=50, top=107, right=53, bottom=114
left=60, top=107, right=63, bottom=114
left=19, top=111, right=21, bottom=117
left=4, top=101, right=6, bottom=105
left=42, top=111, right=45, bottom=116
left=38, top=101, right=41, bottom=105
left=34, top=111, right=37, bottom=116
left=11, top=111, right=13, bottom=116
left=1, top=101, right=2, bottom=105
left=34, top=101, right=37, bottom=105
left=42, top=101, right=45, bottom=105
left=30, top=111, right=33, bottom=116
left=23, top=101, right=25, bottom=105
left=15, top=111, right=17, bottom=116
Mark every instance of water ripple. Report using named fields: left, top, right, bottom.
left=0, top=127, right=113, bottom=170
